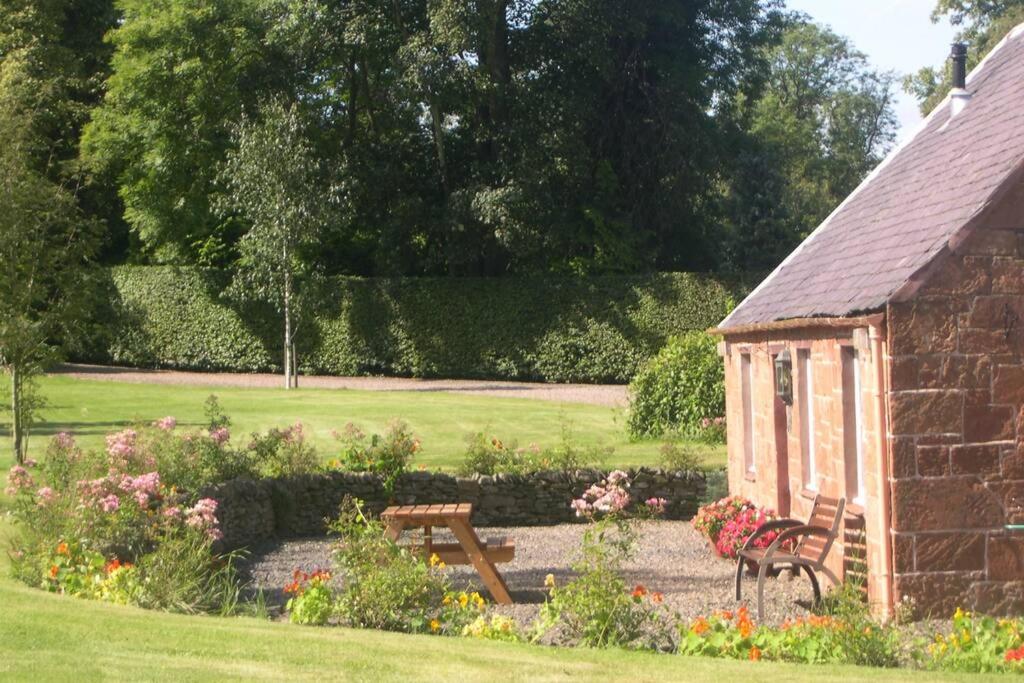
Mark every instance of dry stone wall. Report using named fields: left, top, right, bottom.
left=205, top=468, right=713, bottom=550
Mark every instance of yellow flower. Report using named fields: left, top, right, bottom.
left=443, top=595, right=452, bottom=606
left=430, top=619, right=441, bottom=632
left=544, top=573, right=555, bottom=588
left=471, top=592, right=485, bottom=609
left=429, top=553, right=440, bottom=567
left=438, top=561, right=446, bottom=569
left=458, top=593, right=469, bottom=608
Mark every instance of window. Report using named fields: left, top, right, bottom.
left=798, top=349, right=816, bottom=490
left=740, top=353, right=755, bottom=475
left=842, top=348, right=865, bottom=505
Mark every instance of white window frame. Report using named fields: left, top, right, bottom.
left=798, top=349, right=816, bottom=491
left=741, top=353, right=755, bottom=475
left=847, top=349, right=866, bottom=506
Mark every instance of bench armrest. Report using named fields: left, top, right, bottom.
left=762, top=524, right=832, bottom=559
left=740, top=518, right=802, bottom=552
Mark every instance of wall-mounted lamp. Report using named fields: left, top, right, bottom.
left=774, top=349, right=793, bottom=405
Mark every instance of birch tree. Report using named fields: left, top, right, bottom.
left=219, top=100, right=326, bottom=389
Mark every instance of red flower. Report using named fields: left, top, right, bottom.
left=651, top=591, right=664, bottom=604
left=631, top=584, right=647, bottom=599
left=1006, top=645, right=1024, bottom=662
left=49, top=565, right=59, bottom=578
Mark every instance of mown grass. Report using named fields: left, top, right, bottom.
left=2, top=375, right=725, bottom=472
left=0, top=519, right=1002, bottom=683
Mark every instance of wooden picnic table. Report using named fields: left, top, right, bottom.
left=380, top=503, right=515, bottom=605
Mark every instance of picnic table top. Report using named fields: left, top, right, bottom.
left=381, top=503, right=472, bottom=521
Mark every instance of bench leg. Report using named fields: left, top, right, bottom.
left=802, top=566, right=821, bottom=605
left=445, top=517, right=513, bottom=605
left=734, top=557, right=745, bottom=601
left=756, top=560, right=771, bottom=622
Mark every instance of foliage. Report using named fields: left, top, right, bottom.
left=920, top=608, right=1024, bottom=673
left=457, top=427, right=604, bottom=476
left=331, top=421, right=419, bottom=495
left=218, top=99, right=329, bottom=389
left=714, top=506, right=782, bottom=559
left=692, top=496, right=759, bottom=549
left=905, top=1, right=1024, bottom=116
left=679, top=601, right=899, bottom=667
left=627, top=333, right=725, bottom=438
left=247, top=422, right=320, bottom=479
left=284, top=569, right=334, bottom=626
left=0, top=101, right=98, bottom=462
left=82, top=267, right=742, bottom=383
left=659, top=438, right=702, bottom=472
left=6, top=429, right=242, bottom=616
left=327, top=499, right=452, bottom=633
left=461, top=614, right=523, bottom=643
left=720, top=17, right=897, bottom=271
left=534, top=515, right=672, bottom=649
left=80, top=0, right=273, bottom=264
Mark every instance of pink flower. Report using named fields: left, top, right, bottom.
left=100, top=494, right=120, bottom=513
left=134, top=491, right=150, bottom=507
left=36, top=486, right=55, bottom=506
left=162, top=506, right=182, bottom=519
left=155, top=416, right=177, bottom=431
left=209, top=426, right=230, bottom=445
left=645, top=497, right=668, bottom=515
left=23, top=458, right=37, bottom=468
left=53, top=432, right=76, bottom=451
left=186, top=498, right=222, bottom=540
left=5, top=465, right=34, bottom=496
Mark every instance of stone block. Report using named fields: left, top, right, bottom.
left=960, top=328, right=1015, bottom=355
left=893, top=573, right=974, bottom=619
left=951, top=444, right=1003, bottom=477
left=994, top=364, right=1024, bottom=404
left=890, top=356, right=919, bottom=390
left=915, top=532, right=986, bottom=572
left=917, top=446, right=950, bottom=476
left=964, top=404, right=1015, bottom=443
left=892, top=437, right=917, bottom=478
left=893, top=533, right=915, bottom=573
left=919, top=355, right=992, bottom=390
left=988, top=536, right=1024, bottom=581
left=922, top=255, right=992, bottom=296
left=967, top=295, right=1024, bottom=330
left=891, top=477, right=1003, bottom=531
left=991, top=257, right=1024, bottom=294
left=964, top=228, right=1019, bottom=256
left=971, top=581, right=1024, bottom=615
left=889, top=390, right=963, bottom=435
left=890, top=299, right=959, bottom=355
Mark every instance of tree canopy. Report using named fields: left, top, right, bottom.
left=16, top=1, right=899, bottom=277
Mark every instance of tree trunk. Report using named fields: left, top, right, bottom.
left=284, top=255, right=293, bottom=391
left=11, top=363, right=23, bottom=463
left=291, top=342, right=299, bottom=389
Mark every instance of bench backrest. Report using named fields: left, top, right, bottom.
left=795, top=494, right=845, bottom=566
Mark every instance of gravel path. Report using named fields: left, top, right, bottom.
left=242, top=522, right=814, bottom=629
left=53, top=363, right=628, bottom=408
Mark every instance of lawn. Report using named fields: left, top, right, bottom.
left=0, top=521, right=1000, bottom=683
left=2, top=375, right=724, bottom=472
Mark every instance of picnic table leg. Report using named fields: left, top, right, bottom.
left=384, top=519, right=405, bottom=543
left=445, top=516, right=513, bottom=605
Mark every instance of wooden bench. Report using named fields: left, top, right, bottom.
left=380, top=503, right=515, bottom=604
left=734, top=494, right=846, bottom=620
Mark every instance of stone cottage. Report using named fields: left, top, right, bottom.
left=712, top=29, right=1024, bottom=618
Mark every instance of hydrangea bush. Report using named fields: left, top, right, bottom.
left=692, top=496, right=781, bottom=559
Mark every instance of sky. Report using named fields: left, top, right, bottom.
left=785, top=0, right=956, bottom=144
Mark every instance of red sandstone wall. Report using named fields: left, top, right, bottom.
left=722, top=326, right=889, bottom=610
left=888, top=182, right=1024, bottom=616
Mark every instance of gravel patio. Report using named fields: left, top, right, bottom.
left=242, top=521, right=816, bottom=628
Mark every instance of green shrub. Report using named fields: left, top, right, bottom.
left=457, top=427, right=606, bottom=476
left=248, top=422, right=321, bottom=478
left=133, top=527, right=242, bottom=615
left=284, top=569, right=335, bottom=625
left=327, top=499, right=451, bottom=633
left=79, top=267, right=744, bottom=383
left=627, top=332, right=724, bottom=438
left=332, top=421, right=418, bottom=494
left=920, top=608, right=1024, bottom=673
left=534, top=516, right=673, bottom=649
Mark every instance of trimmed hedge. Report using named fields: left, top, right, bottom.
left=79, top=266, right=743, bottom=383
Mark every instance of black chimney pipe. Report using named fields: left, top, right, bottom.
left=951, top=42, right=968, bottom=89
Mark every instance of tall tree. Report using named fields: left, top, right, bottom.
left=218, top=100, right=329, bottom=389
left=0, top=97, right=97, bottom=462
left=721, top=18, right=897, bottom=271
left=905, top=1, right=1024, bottom=114
left=81, top=0, right=275, bottom=265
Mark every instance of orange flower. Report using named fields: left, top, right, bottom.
left=739, top=621, right=753, bottom=638
left=105, top=558, right=122, bottom=574
left=430, top=619, right=441, bottom=632
left=691, top=617, right=710, bottom=635
left=719, top=609, right=733, bottom=620
left=49, top=565, right=59, bottom=578
left=56, top=542, right=69, bottom=556
left=749, top=646, right=762, bottom=661
left=631, top=584, right=647, bottom=599
left=651, top=591, right=664, bottom=604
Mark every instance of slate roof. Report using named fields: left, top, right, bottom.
left=719, top=24, right=1024, bottom=330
